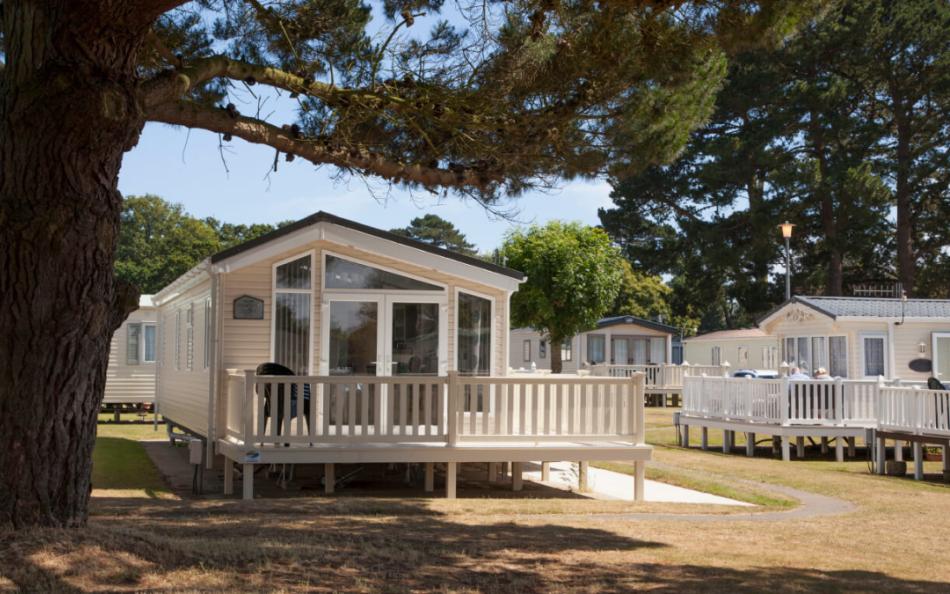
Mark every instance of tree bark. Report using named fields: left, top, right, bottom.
left=894, top=111, right=915, bottom=296
left=549, top=335, right=563, bottom=374
left=0, top=2, right=147, bottom=528
left=810, top=116, right=843, bottom=296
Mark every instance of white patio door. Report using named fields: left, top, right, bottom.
left=322, top=294, right=447, bottom=377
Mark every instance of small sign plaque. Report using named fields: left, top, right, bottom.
left=233, top=295, right=264, bottom=320
left=908, top=358, right=932, bottom=373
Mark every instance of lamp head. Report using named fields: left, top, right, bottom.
left=779, top=221, right=795, bottom=239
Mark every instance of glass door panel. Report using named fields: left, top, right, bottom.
left=390, top=302, right=440, bottom=376
left=328, top=301, right=379, bottom=375
left=935, top=336, right=950, bottom=380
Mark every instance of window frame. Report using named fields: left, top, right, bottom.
left=454, top=288, right=495, bottom=376
left=203, top=298, right=212, bottom=369
left=322, top=249, right=447, bottom=294
left=586, top=334, right=606, bottom=364
left=784, top=335, right=848, bottom=377
left=711, top=345, right=721, bottom=366
left=175, top=310, right=182, bottom=370
left=522, top=339, right=532, bottom=362
left=142, top=323, right=157, bottom=363
left=127, top=322, right=142, bottom=365
left=561, top=338, right=573, bottom=362
left=271, top=250, right=316, bottom=375
left=859, top=332, right=888, bottom=378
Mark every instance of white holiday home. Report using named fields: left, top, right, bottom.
left=103, top=295, right=158, bottom=406
left=682, top=328, right=780, bottom=371
left=152, top=212, right=650, bottom=500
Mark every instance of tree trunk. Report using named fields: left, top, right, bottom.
left=549, top=335, right=563, bottom=374
left=810, top=116, right=843, bottom=296
left=894, top=114, right=915, bottom=296
left=0, top=2, right=147, bottom=528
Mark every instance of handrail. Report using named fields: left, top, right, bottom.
left=222, top=371, right=647, bottom=448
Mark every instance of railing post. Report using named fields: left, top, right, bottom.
left=447, top=370, right=459, bottom=446
left=834, top=377, right=844, bottom=424
left=780, top=376, right=789, bottom=425
left=633, top=372, right=646, bottom=445
left=243, top=369, right=255, bottom=446
left=913, top=385, right=922, bottom=434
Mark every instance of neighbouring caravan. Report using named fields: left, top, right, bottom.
left=103, top=295, right=158, bottom=406
left=682, top=328, right=780, bottom=370
left=510, top=315, right=679, bottom=373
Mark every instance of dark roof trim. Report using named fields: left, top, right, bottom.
left=756, top=296, right=837, bottom=325
left=210, top=211, right=525, bottom=280
left=596, top=315, right=679, bottom=334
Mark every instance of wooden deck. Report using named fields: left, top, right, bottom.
left=872, top=385, right=950, bottom=480
left=218, top=371, right=651, bottom=499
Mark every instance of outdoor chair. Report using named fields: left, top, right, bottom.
left=255, top=362, right=311, bottom=438
left=927, top=377, right=947, bottom=391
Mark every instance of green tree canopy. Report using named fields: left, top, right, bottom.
left=117, top=196, right=289, bottom=294
left=390, top=214, right=477, bottom=255
left=501, top=222, right=623, bottom=373
left=611, top=260, right=673, bottom=322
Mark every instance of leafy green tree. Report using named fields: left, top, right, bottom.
left=612, top=260, right=672, bottom=322
left=390, top=214, right=477, bottom=255
left=205, top=218, right=294, bottom=251
left=0, top=0, right=825, bottom=528
left=116, top=196, right=220, bottom=294
left=501, top=222, right=623, bottom=373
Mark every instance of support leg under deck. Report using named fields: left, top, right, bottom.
left=847, top=437, right=856, bottom=458
left=634, top=461, right=645, bottom=502
left=821, top=436, right=829, bottom=456
left=223, top=459, right=234, bottom=496
left=835, top=438, right=844, bottom=462
left=243, top=463, right=254, bottom=500
left=681, top=424, right=689, bottom=448
left=541, top=462, right=550, bottom=482
left=913, top=442, right=924, bottom=481
left=895, top=440, right=904, bottom=462
left=796, top=436, right=805, bottom=459
left=701, top=427, right=709, bottom=450
left=781, top=436, right=791, bottom=462
left=746, top=433, right=755, bottom=457
left=876, top=436, right=887, bottom=475
left=512, top=462, right=523, bottom=491
left=324, top=463, right=335, bottom=494
left=578, top=461, right=589, bottom=492
left=446, top=462, right=457, bottom=499
left=424, top=462, right=434, bottom=492
left=488, top=462, right=498, bottom=483
left=722, top=430, right=730, bottom=454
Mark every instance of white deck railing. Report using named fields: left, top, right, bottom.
left=879, top=386, right=950, bottom=437
left=682, top=376, right=905, bottom=427
left=589, top=363, right=724, bottom=388
left=223, top=370, right=646, bottom=448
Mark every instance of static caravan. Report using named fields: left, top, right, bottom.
left=682, top=328, right=780, bottom=370
left=510, top=315, right=678, bottom=374
left=152, top=212, right=652, bottom=499
left=103, top=295, right=158, bottom=406
left=759, top=296, right=950, bottom=381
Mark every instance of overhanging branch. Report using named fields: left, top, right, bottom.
left=147, top=101, right=499, bottom=191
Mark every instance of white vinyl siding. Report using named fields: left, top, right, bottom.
left=104, top=308, right=158, bottom=405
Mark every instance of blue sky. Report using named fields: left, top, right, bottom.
left=118, top=121, right=615, bottom=252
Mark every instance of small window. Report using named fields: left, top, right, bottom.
left=587, top=334, right=605, bottom=364
left=711, top=346, right=721, bottom=366
left=175, top=310, right=182, bottom=370
left=186, top=303, right=195, bottom=371
left=325, top=254, right=442, bottom=291
left=830, top=336, right=847, bottom=377
left=127, top=323, right=141, bottom=365
left=561, top=339, right=572, bottom=362
left=203, top=298, right=212, bottom=369
left=863, top=335, right=886, bottom=377
left=539, top=340, right=547, bottom=359
left=457, top=292, right=492, bottom=375
left=143, top=324, right=156, bottom=363
left=276, top=255, right=312, bottom=289
left=523, top=340, right=532, bottom=362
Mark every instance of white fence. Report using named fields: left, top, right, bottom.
left=590, top=363, right=725, bottom=388
left=682, top=376, right=914, bottom=427
left=879, top=386, right=950, bottom=437
left=223, top=371, right=646, bottom=448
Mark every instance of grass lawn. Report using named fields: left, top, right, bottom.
left=2, top=407, right=950, bottom=592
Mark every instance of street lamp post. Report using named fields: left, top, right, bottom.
left=779, top=221, right=795, bottom=301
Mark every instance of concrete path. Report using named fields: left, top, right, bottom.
left=523, top=461, right=752, bottom=506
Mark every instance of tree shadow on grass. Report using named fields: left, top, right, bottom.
left=1, top=498, right=947, bottom=593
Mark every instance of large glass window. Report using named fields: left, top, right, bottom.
left=650, top=338, right=666, bottom=364
left=325, top=255, right=442, bottom=291
left=711, top=346, right=721, bottom=366
left=127, top=323, right=141, bottom=365
left=611, top=337, right=628, bottom=364
left=457, top=292, right=491, bottom=375
left=274, top=255, right=312, bottom=374
left=522, top=340, right=532, bottom=362
left=144, top=325, right=156, bottom=363
left=829, top=336, right=848, bottom=377
left=863, top=336, right=886, bottom=377
left=392, top=302, right=439, bottom=375
left=587, top=334, right=605, bottom=364
left=329, top=301, right=378, bottom=375
left=797, top=337, right=811, bottom=373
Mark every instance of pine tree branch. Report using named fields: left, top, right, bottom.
left=146, top=100, right=499, bottom=191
